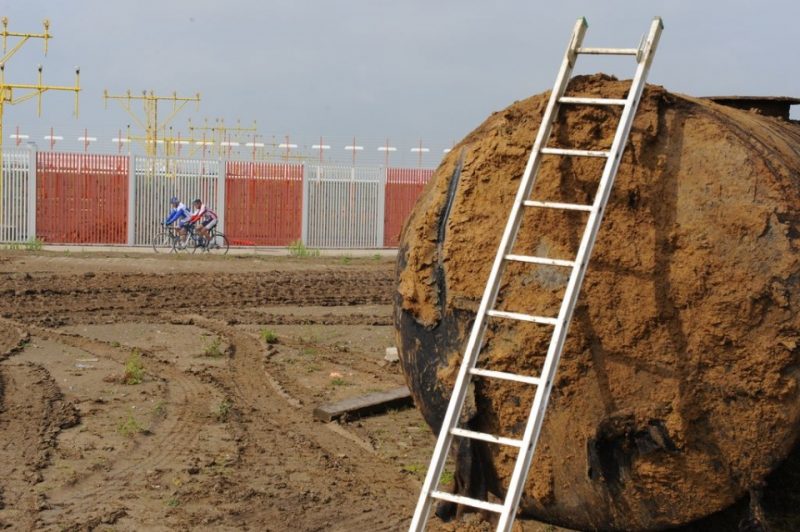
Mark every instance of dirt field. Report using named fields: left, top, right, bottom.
left=0, top=250, right=570, bottom=531
left=0, top=250, right=408, bottom=531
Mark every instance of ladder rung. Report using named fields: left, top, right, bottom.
left=523, top=200, right=593, bottom=212
left=541, top=147, right=609, bottom=158
left=429, top=491, right=505, bottom=514
left=486, top=310, right=557, bottom=325
left=505, top=254, right=574, bottom=267
left=576, top=47, right=639, bottom=55
left=559, top=96, right=627, bottom=106
left=470, top=367, right=542, bottom=386
left=451, top=428, right=523, bottom=448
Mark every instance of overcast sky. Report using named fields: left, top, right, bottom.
left=1, top=0, right=798, bottom=165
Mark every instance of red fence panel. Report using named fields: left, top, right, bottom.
left=36, top=152, right=129, bottom=244
left=225, top=161, right=303, bottom=246
left=384, top=168, right=433, bottom=247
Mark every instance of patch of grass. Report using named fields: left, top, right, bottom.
left=402, top=464, right=426, bottom=475
left=203, top=337, right=224, bottom=358
left=117, top=413, right=145, bottom=438
left=287, top=239, right=320, bottom=258
left=372, top=253, right=381, bottom=261
left=301, top=347, right=317, bottom=356
left=111, top=340, right=121, bottom=348
left=215, top=398, right=232, bottom=422
left=440, top=470, right=455, bottom=485
left=152, top=400, right=167, bottom=419
left=166, top=496, right=180, bottom=508
left=123, top=349, right=145, bottom=385
left=330, top=377, right=350, bottom=387
left=25, top=237, right=44, bottom=251
left=339, top=255, right=352, bottom=265
left=260, top=328, right=278, bottom=344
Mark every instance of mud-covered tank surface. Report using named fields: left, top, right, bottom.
left=394, top=74, right=800, bottom=530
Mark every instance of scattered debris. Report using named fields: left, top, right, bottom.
left=313, top=386, right=413, bottom=422
left=384, top=347, right=399, bottom=363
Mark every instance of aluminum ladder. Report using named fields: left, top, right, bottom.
left=409, top=16, right=663, bottom=532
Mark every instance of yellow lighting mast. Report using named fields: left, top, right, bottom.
left=186, top=118, right=257, bottom=158
left=0, top=17, right=80, bottom=210
left=103, top=89, right=200, bottom=157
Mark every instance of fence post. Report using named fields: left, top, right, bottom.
left=376, top=166, right=386, bottom=248
left=216, top=158, right=226, bottom=234
left=127, top=155, right=136, bottom=246
left=300, top=164, right=309, bottom=245
left=26, top=145, right=37, bottom=242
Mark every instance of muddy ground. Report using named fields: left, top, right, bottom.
left=0, top=250, right=568, bottom=532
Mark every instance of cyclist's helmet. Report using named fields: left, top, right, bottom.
left=170, top=196, right=179, bottom=205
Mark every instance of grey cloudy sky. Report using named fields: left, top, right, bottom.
left=1, top=0, right=798, bottom=165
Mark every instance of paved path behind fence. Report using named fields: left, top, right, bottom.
left=35, top=244, right=398, bottom=257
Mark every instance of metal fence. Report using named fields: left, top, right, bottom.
left=384, top=168, right=433, bottom=247
left=303, top=165, right=384, bottom=248
left=0, top=148, right=434, bottom=248
left=131, top=157, right=221, bottom=246
left=37, top=152, right=128, bottom=244
left=0, top=149, right=33, bottom=243
left=225, top=161, right=303, bottom=246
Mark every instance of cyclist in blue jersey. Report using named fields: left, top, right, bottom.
left=164, top=196, right=192, bottom=242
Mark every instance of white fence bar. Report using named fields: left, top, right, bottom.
left=26, top=147, right=37, bottom=240
left=127, top=154, right=136, bottom=245
left=216, top=158, right=226, bottom=234
left=304, top=164, right=384, bottom=248
left=0, top=148, right=32, bottom=243
left=132, top=156, right=221, bottom=246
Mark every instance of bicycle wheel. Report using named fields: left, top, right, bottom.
left=205, top=233, right=229, bottom=255
left=185, top=236, right=202, bottom=254
left=152, top=231, right=177, bottom=253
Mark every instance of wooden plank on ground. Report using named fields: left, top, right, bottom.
left=313, top=385, right=413, bottom=422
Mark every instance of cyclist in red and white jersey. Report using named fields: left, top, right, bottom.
left=188, top=199, right=218, bottom=244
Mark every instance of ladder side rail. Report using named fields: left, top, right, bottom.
left=496, top=16, right=663, bottom=532
left=408, top=16, right=590, bottom=532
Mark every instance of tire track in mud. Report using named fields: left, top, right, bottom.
left=0, top=362, right=79, bottom=530
left=27, top=327, right=216, bottom=526
left=191, top=316, right=416, bottom=531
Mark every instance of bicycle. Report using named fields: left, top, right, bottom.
left=152, top=223, right=182, bottom=253
left=175, top=224, right=229, bottom=255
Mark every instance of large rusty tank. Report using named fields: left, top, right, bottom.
left=394, top=75, right=800, bottom=530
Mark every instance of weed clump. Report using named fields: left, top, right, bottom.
left=215, top=398, right=232, bottom=422
left=287, top=240, right=320, bottom=258
left=117, top=413, right=145, bottom=437
left=260, top=328, right=278, bottom=344
left=123, top=349, right=145, bottom=385
left=204, top=337, right=224, bottom=358
left=152, top=400, right=167, bottom=419
left=25, top=237, right=44, bottom=251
